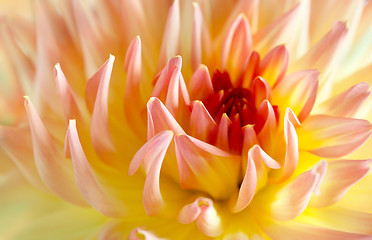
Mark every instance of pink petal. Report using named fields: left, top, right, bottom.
left=267, top=169, right=319, bottom=221
left=54, top=63, right=81, bottom=121
left=189, top=101, right=217, bottom=143
left=251, top=77, right=272, bottom=110
left=320, top=82, right=371, bottom=118
left=258, top=45, right=289, bottom=87
left=174, top=134, right=240, bottom=199
left=66, top=120, right=125, bottom=217
left=299, top=115, right=372, bottom=158
left=146, top=97, right=185, bottom=140
left=178, top=197, right=223, bottom=237
left=273, top=69, right=319, bottom=121
left=262, top=220, right=371, bottom=240
left=25, top=97, right=86, bottom=206
left=255, top=100, right=278, bottom=152
left=310, top=159, right=371, bottom=208
left=124, top=36, right=146, bottom=138
left=221, top=14, right=252, bottom=82
left=90, top=55, right=116, bottom=156
left=189, top=65, right=213, bottom=101
left=128, top=228, right=162, bottom=240
left=215, top=114, right=232, bottom=152
left=157, top=0, right=180, bottom=70
left=191, top=2, right=212, bottom=71
left=241, top=51, right=260, bottom=88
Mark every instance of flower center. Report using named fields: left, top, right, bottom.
left=202, top=70, right=279, bottom=154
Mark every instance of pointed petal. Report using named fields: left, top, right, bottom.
left=255, top=100, right=278, bottom=152
left=189, top=101, right=217, bottom=143
left=178, top=197, right=223, bottom=237
left=319, top=82, right=371, bottom=118
left=174, top=134, right=240, bottom=199
left=299, top=115, right=372, bottom=158
left=189, top=65, right=213, bottom=101
left=157, top=0, right=180, bottom=70
left=90, top=55, right=115, bottom=156
left=221, top=14, right=252, bottom=82
left=267, top=169, right=319, bottom=221
left=258, top=45, right=289, bottom=87
left=54, top=63, right=81, bottom=121
left=215, top=114, right=232, bottom=152
left=66, top=120, right=125, bottom=217
left=25, top=97, right=86, bottom=206
left=273, top=69, right=319, bottom=121
left=310, top=159, right=370, bottom=207
left=147, top=97, right=185, bottom=139
left=251, top=77, right=272, bottom=110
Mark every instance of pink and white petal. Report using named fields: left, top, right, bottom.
left=310, top=159, right=370, bottom=208
left=25, top=98, right=86, bottom=206
left=261, top=219, right=372, bottom=240
left=147, top=97, right=185, bottom=139
left=174, top=134, right=240, bottom=199
left=273, top=70, right=319, bottom=121
left=178, top=197, right=223, bottom=237
left=157, top=0, right=180, bottom=70
left=264, top=169, right=319, bottom=221
left=90, top=55, right=116, bottom=157
left=221, top=14, right=252, bottom=82
left=189, top=101, right=217, bottom=143
left=298, top=115, right=372, bottom=158
left=66, top=120, right=126, bottom=217
left=124, top=36, right=146, bottom=138
left=128, top=228, right=163, bottom=240
left=257, top=45, right=289, bottom=87
left=317, top=82, right=371, bottom=118
left=189, top=65, right=213, bottom=101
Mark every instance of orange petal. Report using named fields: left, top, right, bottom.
left=221, top=14, right=252, bottom=82
left=319, top=82, right=371, bottom=118
left=157, top=0, right=180, bottom=70
left=215, top=114, right=232, bottom=152
left=66, top=120, right=125, bottom=217
left=258, top=45, right=289, bottom=87
left=273, top=69, right=319, bottom=121
left=251, top=77, right=272, bottom=110
left=146, top=97, right=185, bottom=140
left=189, top=65, right=213, bottom=101
left=299, top=115, right=372, bottom=158
left=25, top=97, right=86, bottom=206
left=310, top=159, right=370, bottom=208
left=178, top=197, right=223, bottom=237
left=255, top=100, right=278, bottom=152
left=189, top=101, right=217, bottom=143
left=90, top=55, right=116, bottom=156
left=267, top=169, right=319, bottom=221
left=174, top=134, right=240, bottom=199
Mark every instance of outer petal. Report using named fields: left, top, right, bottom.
left=174, top=135, right=240, bottom=199
left=310, top=159, right=371, bottom=208
left=318, top=82, right=371, bottom=118
left=178, top=197, right=223, bottom=237
left=66, top=120, right=126, bottom=217
left=157, top=0, right=180, bottom=70
left=298, top=115, right=372, bottom=158
left=128, top=228, right=163, bottom=240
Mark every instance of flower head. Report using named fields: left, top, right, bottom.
left=1, top=0, right=372, bottom=239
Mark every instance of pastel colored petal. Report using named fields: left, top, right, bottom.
left=178, top=197, right=223, bottom=237
left=25, top=97, right=86, bottom=206
left=255, top=100, right=278, bottom=152
left=54, top=63, right=81, bottom=121
left=146, top=97, right=185, bottom=140
left=310, top=159, right=371, bottom=208
left=189, top=65, right=213, bottom=101
left=251, top=77, right=272, bottom=110
left=262, top=220, right=371, bottom=240
left=215, top=114, right=232, bottom=152
left=266, top=169, right=319, bottom=221
left=189, top=101, right=217, bottom=143
left=174, top=134, right=240, bottom=199
left=157, top=0, right=180, bottom=70
left=299, top=115, right=372, bottom=158
left=273, top=69, right=319, bottom=121
left=319, top=82, right=371, bottom=118
left=128, top=228, right=162, bottom=240
left=221, top=14, right=252, bottom=82
left=66, top=120, right=125, bottom=217
left=258, top=45, right=289, bottom=87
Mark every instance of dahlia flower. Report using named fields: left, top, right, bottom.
left=1, top=0, right=372, bottom=239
